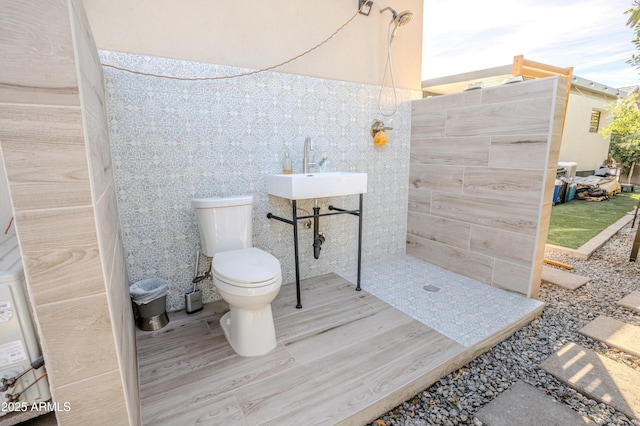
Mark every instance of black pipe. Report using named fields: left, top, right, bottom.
left=269, top=210, right=357, bottom=222
left=312, top=206, right=324, bottom=259
left=292, top=201, right=302, bottom=308
left=298, top=210, right=359, bottom=219
left=328, top=205, right=360, bottom=216
left=266, top=212, right=293, bottom=225
left=356, top=194, right=363, bottom=291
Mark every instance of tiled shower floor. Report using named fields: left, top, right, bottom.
left=339, top=254, right=544, bottom=347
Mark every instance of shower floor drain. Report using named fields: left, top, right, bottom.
left=423, top=285, right=440, bottom=292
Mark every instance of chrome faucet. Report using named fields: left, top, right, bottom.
left=303, top=137, right=316, bottom=173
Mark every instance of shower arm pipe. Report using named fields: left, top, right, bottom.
left=378, top=20, right=399, bottom=116
left=377, top=7, right=412, bottom=117
left=266, top=194, right=364, bottom=309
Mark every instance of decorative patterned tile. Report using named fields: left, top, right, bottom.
left=100, top=50, right=419, bottom=310
left=339, top=255, right=544, bottom=347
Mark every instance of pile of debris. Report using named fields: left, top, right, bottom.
left=575, top=186, right=609, bottom=201
left=574, top=167, right=621, bottom=202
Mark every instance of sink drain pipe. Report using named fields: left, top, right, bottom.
left=312, top=204, right=325, bottom=259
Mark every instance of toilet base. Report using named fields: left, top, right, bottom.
left=220, top=306, right=277, bottom=357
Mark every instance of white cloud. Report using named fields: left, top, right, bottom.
left=422, top=0, right=640, bottom=88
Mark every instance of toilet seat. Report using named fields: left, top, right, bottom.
left=212, top=247, right=281, bottom=288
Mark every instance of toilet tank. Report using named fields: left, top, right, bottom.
left=191, top=195, right=253, bottom=257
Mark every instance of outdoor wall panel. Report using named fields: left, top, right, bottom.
left=492, top=260, right=531, bottom=295
left=0, top=0, right=80, bottom=106
left=406, top=233, right=495, bottom=285
left=445, top=97, right=555, bottom=137
left=481, top=77, right=558, bottom=104
left=0, top=106, right=92, bottom=211
left=71, top=1, right=107, bottom=122
left=408, top=77, right=565, bottom=297
left=548, top=132, right=564, bottom=168
left=413, top=90, right=482, bottom=113
left=13, top=207, right=103, bottom=306
left=54, top=370, right=130, bottom=425
left=84, top=112, right=114, bottom=207
left=407, top=212, right=471, bottom=250
left=407, top=187, right=431, bottom=213
left=35, top=294, right=119, bottom=387
left=410, top=114, right=447, bottom=138
left=463, top=167, right=544, bottom=203
left=488, top=134, right=549, bottom=169
left=410, top=136, right=490, bottom=166
left=409, top=163, right=464, bottom=194
left=469, top=225, right=535, bottom=267
left=0, top=0, right=140, bottom=423
left=430, top=193, right=539, bottom=236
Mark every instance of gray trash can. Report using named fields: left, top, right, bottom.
left=130, top=278, right=170, bottom=331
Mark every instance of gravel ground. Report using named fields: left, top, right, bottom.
left=375, top=222, right=640, bottom=426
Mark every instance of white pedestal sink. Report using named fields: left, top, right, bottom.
left=265, top=172, right=367, bottom=200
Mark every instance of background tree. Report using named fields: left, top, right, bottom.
left=627, top=1, right=640, bottom=68
left=600, top=2, right=640, bottom=183
left=601, top=93, right=640, bottom=183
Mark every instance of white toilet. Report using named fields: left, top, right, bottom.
left=191, top=195, right=282, bottom=357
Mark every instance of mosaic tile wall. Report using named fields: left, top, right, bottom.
left=100, top=50, right=420, bottom=311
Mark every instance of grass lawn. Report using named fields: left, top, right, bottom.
left=546, top=191, right=640, bottom=249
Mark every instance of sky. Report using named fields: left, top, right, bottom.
left=422, top=0, right=640, bottom=89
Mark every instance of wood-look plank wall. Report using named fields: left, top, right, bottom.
left=408, top=77, right=566, bottom=298
left=0, top=0, right=139, bottom=424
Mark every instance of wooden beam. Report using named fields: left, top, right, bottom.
left=544, top=258, right=574, bottom=270
left=518, top=68, right=567, bottom=79
left=512, top=54, right=524, bottom=76
left=520, top=58, right=572, bottom=77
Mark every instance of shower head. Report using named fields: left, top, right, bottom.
left=380, top=7, right=413, bottom=42
left=396, top=10, right=413, bottom=26
left=380, top=7, right=413, bottom=26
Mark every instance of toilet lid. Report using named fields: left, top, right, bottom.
left=213, top=247, right=281, bottom=285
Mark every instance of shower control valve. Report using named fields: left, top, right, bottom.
left=370, top=119, right=392, bottom=136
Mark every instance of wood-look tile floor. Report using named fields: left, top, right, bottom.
left=137, top=273, right=536, bottom=425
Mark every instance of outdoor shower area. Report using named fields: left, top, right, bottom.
left=406, top=76, right=567, bottom=299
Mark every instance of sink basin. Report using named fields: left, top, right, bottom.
left=266, top=172, right=368, bottom=200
